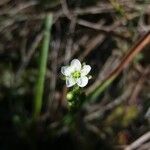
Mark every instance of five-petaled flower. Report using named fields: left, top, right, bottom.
left=61, top=59, right=91, bottom=87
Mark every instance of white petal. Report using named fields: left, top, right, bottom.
left=61, top=66, right=74, bottom=76
left=77, top=76, right=88, bottom=87
left=81, top=65, right=91, bottom=76
left=70, top=59, right=81, bottom=71
left=66, top=77, right=76, bottom=87
left=61, top=66, right=67, bottom=75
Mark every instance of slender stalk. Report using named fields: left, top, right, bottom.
left=33, top=13, right=53, bottom=119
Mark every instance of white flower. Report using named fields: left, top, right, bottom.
left=61, top=59, right=91, bottom=87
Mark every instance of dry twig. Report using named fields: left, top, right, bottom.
left=125, top=132, right=150, bottom=150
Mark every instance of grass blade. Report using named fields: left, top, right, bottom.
left=33, top=13, right=53, bottom=119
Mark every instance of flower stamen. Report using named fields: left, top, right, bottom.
left=72, top=71, right=81, bottom=79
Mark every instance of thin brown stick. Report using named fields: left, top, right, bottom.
left=87, top=31, right=150, bottom=95
left=77, top=19, right=131, bottom=42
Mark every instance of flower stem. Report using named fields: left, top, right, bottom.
left=33, top=13, right=53, bottom=119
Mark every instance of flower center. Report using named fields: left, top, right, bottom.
left=72, top=71, right=81, bottom=79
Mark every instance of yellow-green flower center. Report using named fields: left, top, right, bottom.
left=72, top=71, right=81, bottom=79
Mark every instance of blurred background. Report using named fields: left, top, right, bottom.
left=0, top=0, right=150, bottom=150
